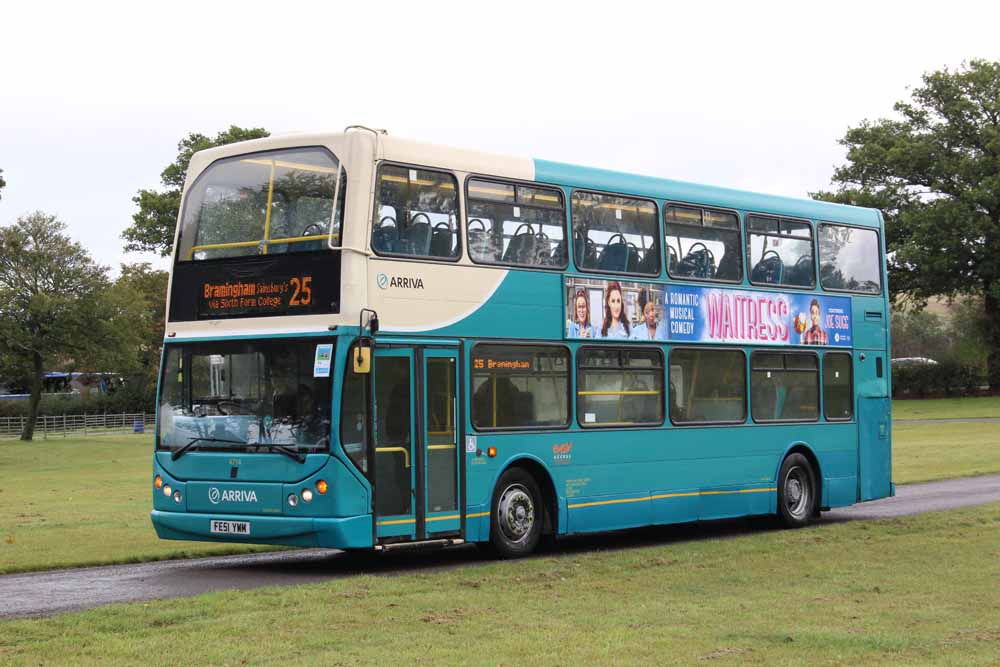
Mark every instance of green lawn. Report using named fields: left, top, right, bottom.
left=0, top=435, right=272, bottom=574
left=2, top=416, right=999, bottom=576
left=893, top=396, right=1000, bottom=420
left=1, top=503, right=998, bottom=666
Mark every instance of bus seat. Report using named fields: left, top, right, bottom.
left=467, top=219, right=493, bottom=261
left=786, top=256, right=814, bottom=286
left=751, top=251, right=783, bottom=284
left=401, top=222, right=432, bottom=256
left=503, top=230, right=536, bottom=265
left=429, top=223, right=454, bottom=258
left=372, top=225, right=398, bottom=254
left=676, top=244, right=716, bottom=279
left=598, top=242, right=630, bottom=272
left=666, top=245, right=679, bottom=275
left=637, top=248, right=659, bottom=275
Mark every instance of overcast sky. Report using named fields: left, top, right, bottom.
left=2, top=1, right=999, bottom=274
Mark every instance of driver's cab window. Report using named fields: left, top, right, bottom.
left=746, top=215, right=815, bottom=288
left=372, top=164, right=460, bottom=260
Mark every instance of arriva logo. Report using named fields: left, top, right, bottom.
left=208, top=487, right=258, bottom=504
left=376, top=272, right=424, bottom=289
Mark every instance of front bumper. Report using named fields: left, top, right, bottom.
left=151, top=510, right=372, bottom=549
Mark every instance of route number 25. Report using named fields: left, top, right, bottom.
left=289, top=277, right=313, bottom=306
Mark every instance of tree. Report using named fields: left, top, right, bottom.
left=114, top=262, right=168, bottom=388
left=813, top=59, right=1000, bottom=389
left=123, top=125, right=270, bottom=257
left=0, top=168, right=6, bottom=199
left=0, top=213, right=139, bottom=440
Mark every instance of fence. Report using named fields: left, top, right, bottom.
left=0, top=413, right=156, bottom=439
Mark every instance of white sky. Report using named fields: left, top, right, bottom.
left=2, top=0, right=999, bottom=274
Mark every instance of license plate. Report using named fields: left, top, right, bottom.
left=210, top=520, right=250, bottom=535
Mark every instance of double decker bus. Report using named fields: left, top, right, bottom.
left=151, top=127, right=892, bottom=557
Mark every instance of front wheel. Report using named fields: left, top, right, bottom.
left=777, top=453, right=817, bottom=528
left=489, top=468, right=543, bottom=558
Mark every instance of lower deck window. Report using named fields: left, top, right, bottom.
left=823, top=353, right=853, bottom=420
left=669, top=349, right=746, bottom=424
left=471, top=345, right=569, bottom=429
left=577, top=347, right=663, bottom=426
left=751, top=352, right=819, bottom=422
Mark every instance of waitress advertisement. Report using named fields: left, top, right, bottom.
left=565, top=277, right=853, bottom=346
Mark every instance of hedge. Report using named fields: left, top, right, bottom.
left=892, top=361, right=987, bottom=398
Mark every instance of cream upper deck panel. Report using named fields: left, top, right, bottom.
left=166, top=130, right=533, bottom=339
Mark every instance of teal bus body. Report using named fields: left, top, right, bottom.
left=151, top=141, right=892, bottom=553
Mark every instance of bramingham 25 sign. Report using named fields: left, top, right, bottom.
left=564, top=277, right=852, bottom=347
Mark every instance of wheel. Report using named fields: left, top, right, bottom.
left=489, top=468, right=543, bottom=558
left=777, top=453, right=817, bottom=528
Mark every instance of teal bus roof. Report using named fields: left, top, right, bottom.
left=533, top=159, right=881, bottom=228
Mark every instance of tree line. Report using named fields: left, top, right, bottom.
left=2, top=61, right=1000, bottom=440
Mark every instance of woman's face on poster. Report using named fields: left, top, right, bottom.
left=643, top=302, right=656, bottom=327
left=575, top=296, right=588, bottom=324
left=608, top=289, right=623, bottom=320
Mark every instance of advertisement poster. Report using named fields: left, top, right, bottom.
left=564, top=277, right=852, bottom=347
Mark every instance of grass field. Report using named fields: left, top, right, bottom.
left=1, top=503, right=998, bottom=665
left=0, top=435, right=273, bottom=574
left=893, top=395, right=1000, bottom=420
left=2, top=404, right=999, bottom=575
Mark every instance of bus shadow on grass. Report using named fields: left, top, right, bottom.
left=200, top=515, right=797, bottom=580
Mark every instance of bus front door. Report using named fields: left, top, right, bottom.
left=373, top=347, right=460, bottom=542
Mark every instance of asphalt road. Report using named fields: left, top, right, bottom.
left=1, top=474, right=998, bottom=620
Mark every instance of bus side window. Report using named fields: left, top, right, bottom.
left=571, top=191, right=660, bottom=276
left=373, top=164, right=460, bottom=261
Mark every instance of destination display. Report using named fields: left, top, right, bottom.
left=200, top=275, right=315, bottom=318
left=564, top=277, right=852, bottom=347
left=168, top=253, right=341, bottom=321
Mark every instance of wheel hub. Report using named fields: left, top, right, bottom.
left=498, top=484, right=535, bottom=543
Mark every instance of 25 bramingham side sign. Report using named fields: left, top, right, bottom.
left=564, top=277, right=852, bottom=347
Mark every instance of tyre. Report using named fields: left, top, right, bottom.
left=489, top=467, right=543, bottom=558
left=776, top=453, right=817, bottom=528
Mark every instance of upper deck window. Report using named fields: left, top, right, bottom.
left=571, top=191, right=660, bottom=276
left=818, top=224, right=881, bottom=294
left=372, top=164, right=460, bottom=260
left=466, top=178, right=567, bottom=269
left=664, top=205, right=742, bottom=282
left=747, top=215, right=815, bottom=288
left=177, top=147, right=345, bottom=262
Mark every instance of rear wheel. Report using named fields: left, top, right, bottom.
left=489, top=468, right=543, bottom=558
left=777, top=453, right=817, bottom=528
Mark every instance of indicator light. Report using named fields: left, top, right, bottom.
left=488, top=447, right=497, bottom=458
left=154, top=475, right=163, bottom=489
left=316, top=480, right=328, bottom=494
left=301, top=489, right=314, bottom=503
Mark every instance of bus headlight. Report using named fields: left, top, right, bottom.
left=173, top=491, right=183, bottom=503
left=163, top=485, right=172, bottom=497
left=287, top=493, right=299, bottom=507
left=301, top=488, right=313, bottom=503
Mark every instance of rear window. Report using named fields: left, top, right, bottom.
left=177, top=147, right=345, bottom=262
left=818, top=224, right=881, bottom=294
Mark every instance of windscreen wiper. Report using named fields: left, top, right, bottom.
left=171, top=437, right=246, bottom=461
left=263, top=444, right=306, bottom=463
